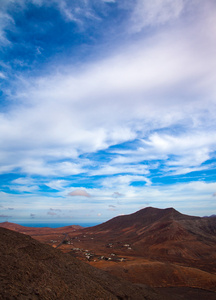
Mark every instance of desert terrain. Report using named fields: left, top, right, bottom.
left=0, top=226, right=163, bottom=300
left=1, top=207, right=216, bottom=299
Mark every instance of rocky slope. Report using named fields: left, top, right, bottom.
left=0, top=227, right=163, bottom=300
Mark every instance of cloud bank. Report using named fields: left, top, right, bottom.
left=0, top=0, right=216, bottom=223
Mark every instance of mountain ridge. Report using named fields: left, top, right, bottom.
left=1, top=207, right=216, bottom=295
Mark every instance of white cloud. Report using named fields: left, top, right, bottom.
left=9, top=185, right=38, bottom=193
left=0, top=72, right=6, bottom=79
left=0, top=13, right=216, bottom=179
left=145, top=132, right=216, bottom=174
left=101, top=175, right=151, bottom=189
left=112, top=192, right=123, bottom=198
left=45, top=180, right=69, bottom=191
left=1, top=179, right=216, bottom=221
left=16, top=159, right=84, bottom=177
left=68, top=189, right=91, bottom=197
left=2, top=21, right=214, bottom=171
left=0, top=11, right=14, bottom=45
left=0, top=0, right=216, bottom=221
left=110, top=130, right=216, bottom=176
left=131, top=0, right=185, bottom=32
left=91, top=164, right=149, bottom=176
left=12, top=177, right=35, bottom=185
left=9, top=177, right=39, bottom=193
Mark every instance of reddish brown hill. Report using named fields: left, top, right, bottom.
left=90, top=207, right=184, bottom=231
left=82, top=207, right=216, bottom=267
left=0, top=221, right=83, bottom=234
left=0, top=221, right=31, bottom=232
left=87, top=207, right=216, bottom=237
left=0, top=222, right=85, bottom=249
left=1, top=208, right=216, bottom=296
left=0, top=227, right=163, bottom=300
left=67, top=207, right=216, bottom=294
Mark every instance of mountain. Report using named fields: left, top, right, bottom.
left=83, top=207, right=216, bottom=266
left=65, top=207, right=216, bottom=293
left=88, top=206, right=216, bottom=236
left=1, top=207, right=216, bottom=296
left=0, top=227, right=163, bottom=300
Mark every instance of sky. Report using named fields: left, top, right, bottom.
left=0, top=0, right=216, bottom=225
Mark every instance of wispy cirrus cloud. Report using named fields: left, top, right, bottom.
left=109, top=130, right=216, bottom=176
left=130, top=0, right=185, bottom=32
left=9, top=177, right=39, bottom=193
left=45, top=180, right=70, bottom=191
left=101, top=175, right=152, bottom=189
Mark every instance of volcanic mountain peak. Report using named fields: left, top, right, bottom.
left=91, top=206, right=185, bottom=233
left=123, top=206, right=183, bottom=220
left=130, top=206, right=182, bottom=219
left=84, top=207, right=216, bottom=260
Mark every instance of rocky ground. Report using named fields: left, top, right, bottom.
left=0, top=227, right=164, bottom=300
left=1, top=207, right=216, bottom=299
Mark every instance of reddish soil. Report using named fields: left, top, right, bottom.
left=1, top=207, right=216, bottom=299
left=0, top=227, right=163, bottom=300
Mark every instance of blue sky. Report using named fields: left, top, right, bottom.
left=0, top=0, right=216, bottom=225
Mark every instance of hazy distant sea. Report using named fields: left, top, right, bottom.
left=18, top=223, right=98, bottom=228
